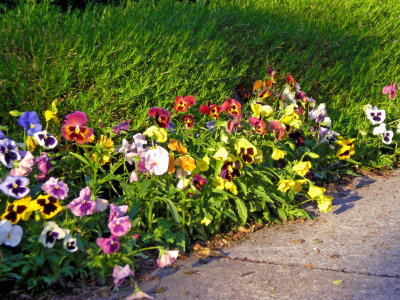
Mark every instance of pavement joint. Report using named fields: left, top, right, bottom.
left=224, top=255, right=400, bottom=279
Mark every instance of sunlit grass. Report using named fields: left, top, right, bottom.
left=1, top=0, right=399, bottom=140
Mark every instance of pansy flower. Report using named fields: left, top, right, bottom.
left=34, top=130, right=58, bottom=149
left=214, top=177, right=238, bottom=195
left=143, top=126, right=168, bottom=143
left=366, top=106, right=386, bottom=125
left=0, top=139, right=21, bottom=168
left=200, top=102, right=220, bottom=119
left=382, top=130, right=393, bottom=145
left=113, top=264, right=134, bottom=287
left=251, top=103, right=273, bottom=118
left=0, top=176, right=30, bottom=199
left=61, top=111, right=94, bottom=144
left=174, top=95, right=196, bottom=112
left=108, top=216, right=131, bottom=237
left=175, top=155, right=196, bottom=172
left=39, top=221, right=66, bottom=248
left=292, top=161, right=312, bottom=177
left=309, top=103, right=327, bottom=123
left=221, top=98, right=241, bottom=116
left=271, top=148, right=286, bottom=161
left=268, top=121, right=285, bottom=141
left=382, top=81, right=397, bottom=99
left=182, top=115, right=194, bottom=129
left=32, top=195, right=63, bottom=219
left=373, top=123, right=387, bottom=135
left=226, top=114, right=242, bottom=134
left=66, top=186, right=96, bottom=217
left=44, top=99, right=60, bottom=125
left=112, top=119, right=130, bottom=135
left=336, top=138, right=355, bottom=160
left=108, top=204, right=128, bottom=223
left=0, top=220, right=23, bottom=247
left=220, top=160, right=241, bottom=181
left=144, top=145, right=169, bottom=175
left=190, top=174, right=208, bottom=191
left=289, top=130, right=305, bottom=147
left=248, top=117, right=266, bottom=135
left=1, top=196, right=33, bottom=224
left=168, top=138, right=187, bottom=154
left=41, top=177, right=69, bottom=200
left=18, top=111, right=42, bottom=136
left=9, top=151, right=34, bottom=177
left=148, top=107, right=171, bottom=129
left=97, top=236, right=120, bottom=254
left=277, top=179, right=306, bottom=193
left=63, top=234, right=78, bottom=252
left=157, top=249, right=179, bottom=268
left=235, top=138, right=258, bottom=164
left=34, top=152, right=53, bottom=182
left=286, top=74, right=296, bottom=87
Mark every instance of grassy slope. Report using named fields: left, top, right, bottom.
left=1, top=0, right=400, bottom=137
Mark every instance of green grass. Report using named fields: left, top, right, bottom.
left=1, top=0, right=400, bottom=137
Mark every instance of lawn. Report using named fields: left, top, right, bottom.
left=1, top=0, right=399, bottom=138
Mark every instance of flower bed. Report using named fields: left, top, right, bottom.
left=0, top=68, right=398, bottom=294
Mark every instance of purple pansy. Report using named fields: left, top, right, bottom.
left=0, top=139, right=21, bottom=168
left=34, top=130, right=58, bottom=149
left=382, top=130, right=393, bottom=145
left=366, top=106, right=386, bottom=125
left=0, top=130, right=9, bottom=140
left=113, top=264, right=134, bottom=287
left=112, top=119, right=130, bottom=135
left=34, top=152, right=53, bottom=182
left=206, top=121, right=216, bottom=131
left=38, top=221, right=66, bottom=248
left=66, top=186, right=96, bottom=217
left=96, top=236, right=120, bottom=255
left=190, top=174, right=208, bottom=191
left=108, top=216, right=131, bottom=237
left=42, top=177, right=69, bottom=200
left=309, top=103, right=327, bottom=123
left=18, top=111, right=42, bottom=136
left=0, top=176, right=30, bottom=199
left=108, top=204, right=129, bottom=223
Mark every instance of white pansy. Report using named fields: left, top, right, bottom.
left=373, top=123, right=386, bottom=135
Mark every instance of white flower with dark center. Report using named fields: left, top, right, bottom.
left=382, top=131, right=393, bottom=145
left=39, top=221, right=66, bottom=248
left=34, top=130, right=58, bottom=149
left=63, top=235, right=78, bottom=252
left=373, top=123, right=386, bottom=135
left=0, top=220, right=23, bottom=247
left=366, top=106, right=386, bottom=125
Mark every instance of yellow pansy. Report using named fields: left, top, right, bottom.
left=144, top=126, right=168, bottom=143
left=213, top=147, right=230, bottom=161
left=277, top=179, right=306, bottom=193
left=26, top=136, right=37, bottom=152
left=201, top=216, right=212, bottom=226
left=317, top=195, right=333, bottom=213
left=44, top=99, right=60, bottom=124
left=293, top=179, right=307, bottom=193
left=31, top=195, right=63, bottom=219
left=214, top=177, right=238, bottom=195
left=235, top=138, right=259, bottom=164
left=251, top=103, right=274, bottom=118
left=336, top=138, right=355, bottom=160
left=91, top=135, right=115, bottom=166
left=307, top=186, right=326, bottom=199
left=271, top=148, right=286, bottom=160
left=293, top=161, right=312, bottom=177
left=1, top=196, right=33, bottom=224
left=196, top=156, right=210, bottom=172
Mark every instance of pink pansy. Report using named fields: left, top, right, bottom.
left=248, top=117, right=266, bottom=135
left=108, top=216, right=131, bottom=237
left=66, top=186, right=96, bottom=217
left=129, top=171, right=139, bottom=183
left=108, top=203, right=129, bottom=223
left=34, top=152, right=53, bottom=182
left=93, top=198, right=109, bottom=213
left=226, top=114, right=242, bottom=134
left=41, top=177, right=69, bottom=200
left=157, top=249, right=179, bottom=268
left=144, top=145, right=169, bottom=175
left=113, top=264, right=134, bottom=287
left=96, top=236, right=120, bottom=255
left=9, top=151, right=34, bottom=177
left=382, top=81, right=397, bottom=99
left=268, top=120, right=285, bottom=141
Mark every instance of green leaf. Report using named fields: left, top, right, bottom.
left=164, top=198, right=180, bottom=224
left=275, top=207, right=287, bottom=222
left=254, top=188, right=274, bottom=203
left=305, top=152, right=320, bottom=159
left=223, top=209, right=238, bottom=223
left=69, top=152, right=90, bottom=166
left=235, top=199, right=248, bottom=225
left=237, top=180, right=248, bottom=196
left=139, top=179, right=152, bottom=196
left=120, top=183, right=136, bottom=197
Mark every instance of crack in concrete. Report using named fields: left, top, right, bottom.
left=225, top=255, right=400, bottom=279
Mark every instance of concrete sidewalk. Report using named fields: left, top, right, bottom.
left=118, top=170, right=400, bottom=299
